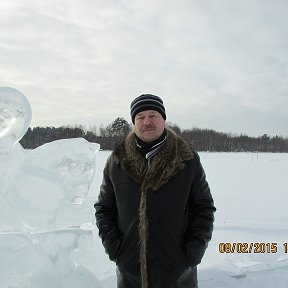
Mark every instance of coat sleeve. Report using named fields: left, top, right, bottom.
left=94, top=156, right=122, bottom=262
left=184, top=152, right=216, bottom=267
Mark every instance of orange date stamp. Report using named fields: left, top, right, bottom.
left=219, top=242, right=288, bottom=254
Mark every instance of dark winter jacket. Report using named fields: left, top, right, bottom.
left=94, top=129, right=216, bottom=288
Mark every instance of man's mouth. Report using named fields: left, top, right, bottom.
left=142, top=128, right=154, bottom=132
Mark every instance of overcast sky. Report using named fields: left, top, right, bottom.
left=1, top=0, right=287, bottom=137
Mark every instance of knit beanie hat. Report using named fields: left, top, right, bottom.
left=130, top=94, right=166, bottom=124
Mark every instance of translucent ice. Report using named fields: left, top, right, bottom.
left=0, top=87, right=102, bottom=287
left=0, top=87, right=32, bottom=145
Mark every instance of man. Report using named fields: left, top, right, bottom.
left=94, top=94, right=216, bottom=288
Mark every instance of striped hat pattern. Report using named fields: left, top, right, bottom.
left=130, top=94, right=166, bottom=124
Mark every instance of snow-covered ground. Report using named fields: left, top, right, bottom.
left=87, top=151, right=288, bottom=288
left=1, top=87, right=288, bottom=287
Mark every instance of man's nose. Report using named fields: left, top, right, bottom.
left=143, top=117, right=152, bottom=125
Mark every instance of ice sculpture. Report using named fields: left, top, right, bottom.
left=0, top=87, right=102, bottom=288
left=0, top=86, right=32, bottom=145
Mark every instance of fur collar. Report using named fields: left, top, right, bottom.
left=112, top=128, right=194, bottom=191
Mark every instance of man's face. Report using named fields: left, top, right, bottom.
left=134, top=110, right=165, bottom=143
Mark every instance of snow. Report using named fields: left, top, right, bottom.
left=1, top=87, right=288, bottom=287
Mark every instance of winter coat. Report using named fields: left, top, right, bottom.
left=94, top=129, right=216, bottom=288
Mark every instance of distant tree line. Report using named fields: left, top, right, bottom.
left=20, top=117, right=131, bottom=151
left=20, top=117, right=288, bottom=152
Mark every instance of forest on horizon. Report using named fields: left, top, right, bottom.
left=20, top=117, right=288, bottom=152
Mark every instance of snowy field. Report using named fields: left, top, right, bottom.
left=1, top=144, right=288, bottom=287
left=1, top=87, right=288, bottom=287
left=87, top=150, right=288, bottom=288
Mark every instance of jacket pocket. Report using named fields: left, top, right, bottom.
left=148, top=219, right=190, bottom=270
left=116, top=224, right=139, bottom=269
